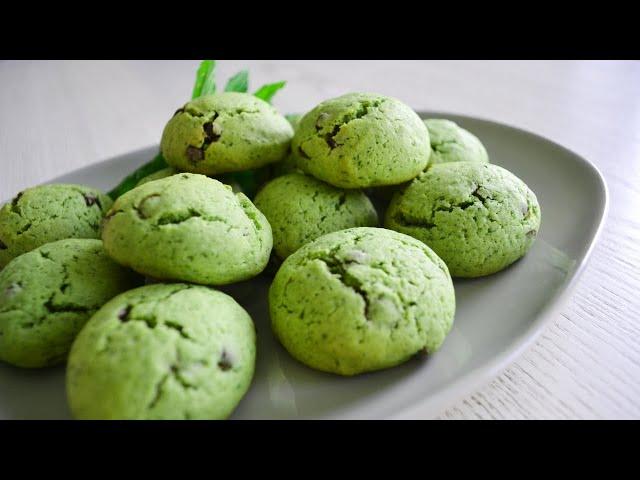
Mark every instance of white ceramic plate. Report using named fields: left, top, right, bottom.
left=0, top=112, right=608, bottom=419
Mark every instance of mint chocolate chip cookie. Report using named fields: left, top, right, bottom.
left=0, top=239, right=141, bottom=368
left=66, top=283, right=256, bottom=419
left=0, top=184, right=112, bottom=269
left=101, top=173, right=272, bottom=285
left=385, top=162, right=541, bottom=277
left=254, top=173, right=378, bottom=259
left=292, top=93, right=431, bottom=188
left=160, top=92, right=293, bottom=175
left=425, top=119, right=489, bottom=165
left=269, top=227, right=455, bottom=376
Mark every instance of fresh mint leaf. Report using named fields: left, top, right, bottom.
left=192, top=60, right=216, bottom=99
left=254, top=81, right=286, bottom=104
left=224, top=70, right=249, bottom=92
left=107, top=152, right=168, bottom=199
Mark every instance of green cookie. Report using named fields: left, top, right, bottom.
left=136, top=167, right=179, bottom=187
left=0, top=239, right=141, bottom=368
left=102, top=173, right=272, bottom=285
left=66, top=283, right=256, bottom=420
left=385, top=162, right=541, bottom=277
left=270, top=148, right=304, bottom=179
left=160, top=92, right=293, bottom=175
left=254, top=173, right=378, bottom=259
left=292, top=93, right=431, bottom=188
left=425, top=119, right=489, bottom=165
left=269, top=227, right=455, bottom=376
left=0, top=184, right=112, bottom=269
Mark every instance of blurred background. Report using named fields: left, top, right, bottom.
left=1, top=61, right=638, bottom=211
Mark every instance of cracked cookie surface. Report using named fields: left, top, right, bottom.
left=291, top=93, right=431, bottom=188
left=102, top=173, right=273, bottom=285
left=385, top=162, right=541, bottom=277
left=0, top=239, right=141, bottom=368
left=66, top=283, right=256, bottom=419
left=160, top=92, right=293, bottom=175
left=425, top=119, right=489, bottom=165
left=254, top=173, right=378, bottom=259
left=0, top=184, right=113, bottom=269
left=269, top=227, right=455, bottom=376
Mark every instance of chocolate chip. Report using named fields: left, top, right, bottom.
left=173, top=108, right=185, bottom=117
left=83, top=193, right=101, bottom=208
left=526, top=229, right=537, bottom=237
left=0, top=239, right=6, bottom=250
left=217, top=350, right=233, bottom=371
left=11, top=192, right=23, bottom=208
left=118, top=305, right=132, bottom=321
left=325, top=125, right=341, bottom=149
left=203, top=122, right=222, bottom=143
left=186, top=146, right=204, bottom=163
left=522, top=203, right=530, bottom=217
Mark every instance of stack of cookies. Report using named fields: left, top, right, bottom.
left=0, top=90, right=541, bottom=419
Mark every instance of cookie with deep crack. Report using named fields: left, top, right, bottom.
left=0, top=239, right=141, bottom=368
left=425, top=119, right=489, bottom=165
left=269, top=227, right=455, bottom=376
left=66, top=283, right=256, bottom=419
left=160, top=92, right=294, bottom=175
left=254, top=173, right=379, bottom=259
left=102, top=173, right=273, bottom=285
left=0, top=184, right=113, bottom=269
left=385, top=162, right=541, bottom=277
left=291, top=93, right=431, bottom=188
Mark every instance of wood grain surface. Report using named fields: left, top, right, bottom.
left=1, top=60, right=639, bottom=419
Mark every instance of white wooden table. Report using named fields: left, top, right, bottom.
left=1, top=60, right=638, bottom=419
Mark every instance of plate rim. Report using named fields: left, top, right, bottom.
left=385, top=111, right=609, bottom=419
left=1, top=111, right=610, bottom=420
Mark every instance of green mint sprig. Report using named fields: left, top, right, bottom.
left=191, top=60, right=217, bottom=99
left=224, top=70, right=249, bottom=92
left=108, top=60, right=289, bottom=200
left=254, top=81, right=287, bottom=104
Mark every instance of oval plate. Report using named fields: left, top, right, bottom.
left=0, top=112, right=608, bottom=419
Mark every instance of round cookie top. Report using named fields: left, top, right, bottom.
left=254, top=173, right=378, bottom=259
left=0, top=239, right=141, bottom=368
left=269, top=227, right=455, bottom=376
left=101, top=173, right=273, bottom=285
left=292, top=93, right=431, bottom=188
left=66, top=283, right=256, bottom=420
left=0, top=184, right=113, bottom=269
left=160, top=92, right=294, bottom=175
left=425, top=119, right=489, bottom=165
left=385, top=162, right=541, bottom=277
